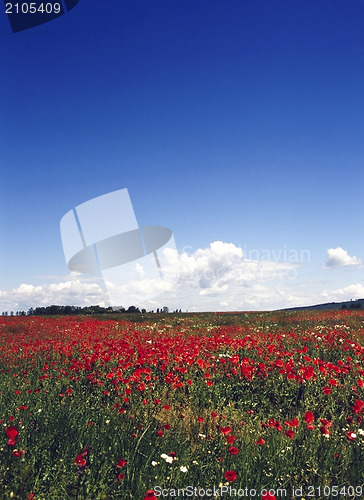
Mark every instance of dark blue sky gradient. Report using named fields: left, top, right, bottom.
left=0, top=0, right=363, bottom=307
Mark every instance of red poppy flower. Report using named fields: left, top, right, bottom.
left=262, top=493, right=277, bottom=500
left=346, top=431, right=356, bottom=441
left=116, top=472, right=125, bottom=481
left=255, top=438, right=265, bottom=445
left=157, top=430, right=163, bottom=437
left=322, top=387, right=331, bottom=395
left=319, top=419, right=331, bottom=428
left=226, top=435, right=236, bottom=444
left=117, top=459, right=127, bottom=468
left=143, top=490, right=158, bottom=500
left=284, top=418, right=299, bottom=428
left=6, top=426, right=18, bottom=439
left=12, top=449, right=25, bottom=457
left=224, top=470, right=237, bottom=482
left=353, top=399, right=364, bottom=414
left=285, top=430, right=295, bottom=439
left=304, top=411, right=314, bottom=424
left=274, top=421, right=283, bottom=431
left=220, top=426, right=232, bottom=435
left=319, top=426, right=330, bottom=436
left=74, top=453, right=86, bottom=467
left=291, top=418, right=299, bottom=427
left=229, top=446, right=239, bottom=455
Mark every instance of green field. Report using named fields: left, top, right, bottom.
left=0, top=310, right=363, bottom=499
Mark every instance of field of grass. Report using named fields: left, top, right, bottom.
left=0, top=310, right=364, bottom=499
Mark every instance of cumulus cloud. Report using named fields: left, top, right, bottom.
left=178, top=241, right=299, bottom=291
left=4, top=241, right=362, bottom=313
left=0, top=241, right=305, bottom=312
left=0, top=279, right=107, bottom=313
left=326, top=247, right=362, bottom=268
left=321, top=283, right=364, bottom=302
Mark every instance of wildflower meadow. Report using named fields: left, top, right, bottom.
left=0, top=309, right=364, bottom=499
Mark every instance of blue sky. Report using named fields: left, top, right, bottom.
left=1, top=0, right=364, bottom=312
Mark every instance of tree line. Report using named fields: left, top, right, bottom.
left=1, top=305, right=182, bottom=316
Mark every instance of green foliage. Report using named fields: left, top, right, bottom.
left=0, top=311, right=363, bottom=498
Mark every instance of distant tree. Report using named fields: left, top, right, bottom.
left=350, top=302, right=362, bottom=309
left=162, top=306, right=169, bottom=314
left=127, top=305, right=140, bottom=313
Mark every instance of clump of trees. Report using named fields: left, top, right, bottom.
left=1, top=305, right=181, bottom=316
left=341, top=302, right=362, bottom=310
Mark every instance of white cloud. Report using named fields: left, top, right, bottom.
left=1, top=241, right=363, bottom=313
left=326, top=247, right=362, bottom=268
left=321, top=283, right=364, bottom=302
left=0, top=279, right=107, bottom=313
left=178, top=241, right=299, bottom=289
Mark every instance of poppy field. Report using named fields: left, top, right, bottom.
left=0, top=309, right=364, bottom=499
